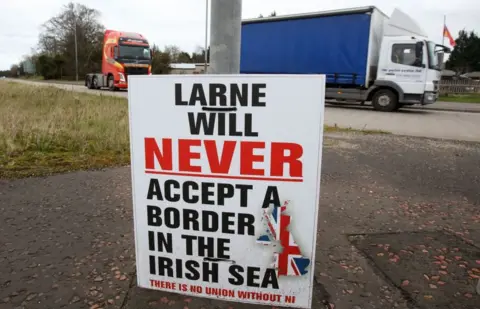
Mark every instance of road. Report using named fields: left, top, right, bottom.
left=6, top=79, right=480, bottom=142
left=1, top=133, right=479, bottom=309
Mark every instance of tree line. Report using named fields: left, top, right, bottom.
left=5, top=2, right=210, bottom=79
left=445, top=30, right=480, bottom=73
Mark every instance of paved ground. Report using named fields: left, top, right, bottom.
left=325, top=106, right=480, bottom=142
left=6, top=79, right=480, bottom=143
left=1, top=133, right=479, bottom=309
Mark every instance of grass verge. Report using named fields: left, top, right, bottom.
left=324, top=124, right=391, bottom=135
left=439, top=94, right=480, bottom=104
left=0, top=81, right=129, bottom=179
left=0, top=81, right=389, bottom=179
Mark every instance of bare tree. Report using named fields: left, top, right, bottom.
left=164, top=45, right=182, bottom=63
left=37, top=2, right=105, bottom=78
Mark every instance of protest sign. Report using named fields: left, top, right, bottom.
left=127, top=74, right=325, bottom=308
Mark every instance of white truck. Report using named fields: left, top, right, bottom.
left=240, top=6, right=451, bottom=112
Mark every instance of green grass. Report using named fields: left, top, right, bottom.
left=0, top=80, right=390, bottom=179
left=19, top=75, right=44, bottom=81
left=19, top=75, right=84, bottom=85
left=0, top=81, right=129, bottom=178
left=439, top=94, right=480, bottom=104
left=324, top=124, right=391, bottom=135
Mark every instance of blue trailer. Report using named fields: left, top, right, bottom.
left=240, top=6, right=448, bottom=112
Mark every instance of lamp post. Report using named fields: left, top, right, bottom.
left=204, top=0, right=209, bottom=74
left=70, top=9, right=79, bottom=81
left=74, top=17, right=78, bottom=81
left=208, top=0, right=242, bottom=74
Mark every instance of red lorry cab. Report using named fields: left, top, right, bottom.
left=85, top=29, right=152, bottom=91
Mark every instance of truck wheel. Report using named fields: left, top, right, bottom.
left=86, top=77, right=92, bottom=89
left=92, top=76, right=99, bottom=89
left=108, top=75, right=116, bottom=91
left=372, top=89, right=398, bottom=112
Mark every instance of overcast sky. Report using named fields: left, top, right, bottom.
left=0, top=0, right=478, bottom=70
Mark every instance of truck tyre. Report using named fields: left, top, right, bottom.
left=92, top=76, right=99, bottom=89
left=372, top=89, right=398, bottom=112
left=86, top=76, right=92, bottom=89
left=107, top=75, right=116, bottom=91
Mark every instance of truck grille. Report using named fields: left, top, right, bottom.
left=125, top=67, right=149, bottom=75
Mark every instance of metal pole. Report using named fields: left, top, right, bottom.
left=442, top=15, right=446, bottom=46
left=204, top=0, right=209, bottom=74
left=74, top=19, right=78, bottom=81
left=208, top=0, right=242, bottom=74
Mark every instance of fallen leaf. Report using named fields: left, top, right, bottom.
left=423, top=274, right=430, bottom=281
left=440, top=266, right=448, bottom=270
left=464, top=293, right=473, bottom=298
left=377, top=253, right=384, bottom=257
left=469, top=274, right=480, bottom=279
left=459, top=265, right=467, bottom=268
left=401, top=280, right=410, bottom=287
left=476, top=260, right=480, bottom=265
left=184, top=298, right=192, bottom=303
left=429, top=284, right=437, bottom=289
left=26, top=294, right=37, bottom=301
left=454, top=256, right=462, bottom=261
left=422, top=249, right=428, bottom=253
left=439, top=271, right=448, bottom=275
left=437, top=281, right=446, bottom=286
left=431, top=276, right=440, bottom=281
left=424, top=295, right=433, bottom=300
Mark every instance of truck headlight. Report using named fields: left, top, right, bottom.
left=118, top=73, right=126, bottom=82
left=423, top=92, right=436, bottom=104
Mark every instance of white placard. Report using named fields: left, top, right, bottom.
left=127, top=74, right=325, bottom=309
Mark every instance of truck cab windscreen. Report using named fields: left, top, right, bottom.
left=118, top=45, right=151, bottom=60
left=427, top=41, right=440, bottom=71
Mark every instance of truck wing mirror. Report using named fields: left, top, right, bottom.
left=415, top=41, right=424, bottom=58
left=435, top=44, right=451, bottom=54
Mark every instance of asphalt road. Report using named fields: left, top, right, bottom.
left=7, top=79, right=480, bottom=142
left=1, top=133, right=479, bottom=309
